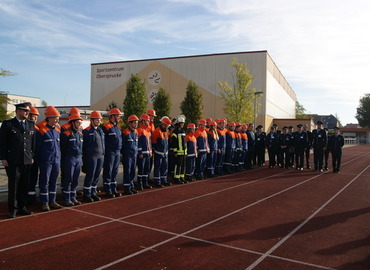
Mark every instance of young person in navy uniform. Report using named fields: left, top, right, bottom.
left=328, top=127, right=344, bottom=173
left=245, top=123, right=255, bottom=169
left=35, top=106, right=62, bottom=211
left=266, top=126, right=278, bottom=168
left=254, top=125, right=266, bottom=166
left=122, top=115, right=139, bottom=195
left=102, top=108, right=123, bottom=198
left=60, top=114, right=84, bottom=206
left=294, top=124, right=308, bottom=170
left=185, top=123, right=197, bottom=182
left=0, top=102, right=35, bottom=218
left=82, top=111, right=105, bottom=202
left=323, top=128, right=330, bottom=170
left=312, top=121, right=327, bottom=172
left=303, top=124, right=312, bottom=169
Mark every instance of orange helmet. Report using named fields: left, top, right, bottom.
left=140, top=114, right=150, bottom=121
left=29, top=107, right=40, bottom=116
left=228, top=122, right=236, bottom=127
left=209, top=121, right=217, bottom=126
left=206, top=118, right=213, bottom=123
left=44, top=106, right=54, bottom=116
left=146, top=109, right=157, bottom=117
left=128, top=115, right=139, bottom=122
left=160, top=116, right=171, bottom=126
left=187, top=123, right=195, bottom=129
left=108, top=108, right=123, bottom=116
left=68, top=114, right=83, bottom=122
left=90, top=111, right=102, bottom=119
left=45, top=106, right=61, bottom=117
left=69, top=107, right=80, bottom=115
left=198, top=119, right=206, bottom=125
left=242, top=124, right=248, bottom=129
left=235, top=122, right=241, bottom=126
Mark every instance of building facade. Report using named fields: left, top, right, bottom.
left=0, top=93, right=41, bottom=118
left=90, top=51, right=296, bottom=128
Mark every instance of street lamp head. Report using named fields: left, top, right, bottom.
left=254, top=91, right=264, bottom=95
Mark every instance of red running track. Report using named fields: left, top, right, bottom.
left=0, top=145, right=369, bottom=270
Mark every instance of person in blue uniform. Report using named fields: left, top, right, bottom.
left=122, top=115, right=139, bottom=195
left=60, top=114, right=84, bottom=206
left=102, top=108, right=123, bottom=198
left=312, top=121, right=327, bottom=172
left=185, top=123, right=197, bottom=182
left=254, top=125, right=266, bottom=166
left=303, top=124, right=312, bottom=169
left=245, top=123, right=255, bottom=169
left=266, top=126, right=279, bottom=168
left=215, top=119, right=227, bottom=175
left=224, top=122, right=236, bottom=174
left=294, top=124, right=308, bottom=170
left=206, top=120, right=219, bottom=177
left=328, top=127, right=344, bottom=173
left=279, top=126, right=291, bottom=168
left=35, top=106, right=62, bottom=211
left=82, top=111, right=105, bottom=202
left=0, top=102, right=35, bottom=218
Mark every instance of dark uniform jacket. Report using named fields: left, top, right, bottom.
left=312, top=129, right=327, bottom=148
left=328, top=134, right=344, bottom=152
left=294, top=131, right=308, bottom=149
left=0, top=118, right=35, bottom=165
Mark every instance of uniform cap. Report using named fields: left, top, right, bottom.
left=29, top=107, right=40, bottom=115
left=334, top=126, right=340, bottom=130
left=140, top=114, right=150, bottom=121
left=108, top=108, right=123, bottom=116
left=297, top=124, right=303, bottom=128
left=282, top=126, right=288, bottom=130
left=128, top=115, right=139, bottom=122
left=69, top=107, right=80, bottom=115
left=90, top=111, right=102, bottom=119
left=160, top=116, right=171, bottom=126
left=187, top=123, right=195, bottom=129
left=68, top=114, right=83, bottom=122
left=317, top=120, right=323, bottom=125
left=15, top=102, right=31, bottom=111
left=288, top=125, right=293, bottom=129
left=45, top=106, right=61, bottom=117
left=146, top=109, right=157, bottom=117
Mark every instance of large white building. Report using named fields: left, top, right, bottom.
left=90, top=51, right=296, bottom=128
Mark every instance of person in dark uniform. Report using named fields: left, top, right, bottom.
left=266, top=126, right=278, bottom=168
left=312, top=121, right=327, bottom=172
left=303, top=124, right=312, bottom=169
left=294, top=124, right=308, bottom=170
left=0, top=102, right=35, bottom=218
left=254, top=125, right=266, bottom=166
left=328, top=127, right=344, bottom=173
left=323, top=128, right=330, bottom=170
left=279, top=126, right=291, bottom=168
left=288, top=126, right=295, bottom=168
left=245, top=123, right=255, bottom=169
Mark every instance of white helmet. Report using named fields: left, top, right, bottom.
left=176, top=114, right=186, bottom=123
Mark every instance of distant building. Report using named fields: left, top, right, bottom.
left=0, top=93, right=41, bottom=117
left=308, top=114, right=340, bottom=129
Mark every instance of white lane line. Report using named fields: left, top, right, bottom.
left=245, top=164, right=370, bottom=270
left=94, top=168, right=338, bottom=269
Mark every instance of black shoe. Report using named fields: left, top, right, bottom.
left=123, top=189, right=133, bottom=195
left=174, top=180, right=184, bottom=184
left=143, top=184, right=152, bottom=189
left=135, top=186, right=143, bottom=190
left=83, top=196, right=94, bottom=203
left=154, top=184, right=164, bottom=188
left=163, top=182, right=172, bottom=186
left=105, top=193, right=115, bottom=198
left=8, top=211, right=16, bottom=218
left=62, top=201, right=74, bottom=207
left=131, top=188, right=138, bottom=194
left=91, top=195, right=101, bottom=201
left=17, top=208, right=32, bottom=215
left=71, top=199, right=81, bottom=205
left=113, top=192, right=122, bottom=197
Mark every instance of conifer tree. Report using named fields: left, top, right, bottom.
left=180, top=80, right=203, bottom=124
left=153, top=87, right=172, bottom=126
left=122, top=74, right=148, bottom=121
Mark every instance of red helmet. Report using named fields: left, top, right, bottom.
left=29, top=107, right=40, bottom=116
left=140, top=114, right=150, bottom=121
left=128, top=115, right=139, bottom=122
left=242, top=124, right=248, bottom=129
left=146, top=109, right=157, bottom=117
left=68, top=114, right=83, bottom=122
left=45, top=106, right=61, bottom=117
left=160, top=116, right=171, bottom=126
left=198, top=119, right=206, bottom=125
left=69, top=107, right=80, bottom=115
left=187, top=123, right=195, bottom=129
left=108, top=108, right=123, bottom=116
left=206, top=118, right=213, bottom=123
left=228, top=122, right=236, bottom=127
left=90, top=111, right=102, bottom=119
left=235, top=122, right=241, bottom=126
left=209, top=121, right=217, bottom=126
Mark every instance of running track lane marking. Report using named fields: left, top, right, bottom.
left=245, top=164, right=370, bottom=270
left=93, top=166, right=348, bottom=269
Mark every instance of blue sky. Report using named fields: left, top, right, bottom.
left=1, top=0, right=370, bottom=125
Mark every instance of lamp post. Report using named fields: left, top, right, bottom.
left=254, top=91, right=264, bottom=128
